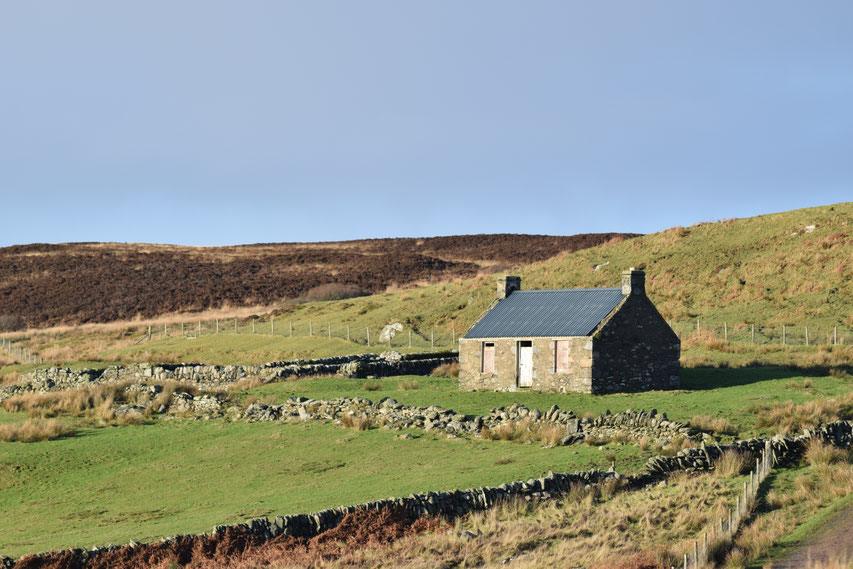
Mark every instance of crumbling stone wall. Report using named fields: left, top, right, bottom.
left=592, top=294, right=680, bottom=393
left=0, top=351, right=458, bottom=402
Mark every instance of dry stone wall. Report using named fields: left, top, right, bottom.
left=0, top=351, right=457, bottom=403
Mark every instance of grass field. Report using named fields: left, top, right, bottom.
left=1, top=365, right=850, bottom=558
left=237, top=366, right=852, bottom=436
left=0, top=418, right=645, bottom=558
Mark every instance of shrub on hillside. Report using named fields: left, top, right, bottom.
left=300, top=283, right=367, bottom=303
left=0, top=314, right=24, bottom=332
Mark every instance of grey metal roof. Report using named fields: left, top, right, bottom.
left=464, top=288, right=625, bottom=338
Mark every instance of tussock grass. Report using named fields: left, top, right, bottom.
left=430, top=362, right=459, bottom=378
left=339, top=414, right=374, bottom=431
left=0, top=419, right=76, bottom=442
left=362, top=381, right=382, bottom=392
left=690, top=414, right=738, bottom=436
left=396, top=378, right=420, bottom=391
left=715, top=450, right=750, bottom=478
left=753, top=392, right=853, bottom=434
left=480, top=418, right=570, bottom=447
left=805, top=439, right=849, bottom=466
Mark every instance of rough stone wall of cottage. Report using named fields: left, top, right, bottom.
left=458, top=337, right=593, bottom=393
left=591, top=294, right=680, bottom=393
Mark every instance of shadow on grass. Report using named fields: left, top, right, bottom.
left=681, top=365, right=841, bottom=391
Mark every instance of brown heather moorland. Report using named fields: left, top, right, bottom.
left=0, top=233, right=635, bottom=327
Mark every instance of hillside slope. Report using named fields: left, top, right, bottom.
left=0, top=233, right=634, bottom=327
left=266, top=202, right=852, bottom=334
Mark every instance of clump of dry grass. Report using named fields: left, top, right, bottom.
left=339, top=414, right=373, bottom=430
left=362, top=381, right=382, bottom=391
left=753, top=393, right=853, bottom=434
left=397, top=378, right=420, bottom=391
left=0, top=419, right=76, bottom=442
left=690, top=414, right=738, bottom=436
left=430, top=362, right=459, bottom=378
left=715, top=450, right=750, bottom=478
left=228, top=377, right=264, bottom=391
left=0, top=370, right=21, bottom=386
left=1, top=382, right=133, bottom=418
left=481, top=418, right=570, bottom=446
left=805, top=439, right=849, bottom=466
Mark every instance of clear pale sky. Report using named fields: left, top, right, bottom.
left=2, top=2, right=851, bottom=246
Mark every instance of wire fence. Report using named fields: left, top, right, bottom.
left=135, top=316, right=461, bottom=350
left=0, top=337, right=42, bottom=364
left=675, top=440, right=774, bottom=569
left=670, top=321, right=850, bottom=347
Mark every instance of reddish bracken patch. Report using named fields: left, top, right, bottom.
left=12, top=509, right=440, bottom=569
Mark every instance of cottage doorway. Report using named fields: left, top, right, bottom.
left=518, top=341, right=533, bottom=387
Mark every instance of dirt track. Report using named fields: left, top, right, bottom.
left=769, top=499, right=853, bottom=568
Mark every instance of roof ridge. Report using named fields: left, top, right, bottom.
left=515, top=287, right=622, bottom=293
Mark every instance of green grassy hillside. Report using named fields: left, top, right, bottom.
left=267, top=202, right=852, bottom=337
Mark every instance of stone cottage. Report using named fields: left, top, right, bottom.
left=458, top=269, right=680, bottom=393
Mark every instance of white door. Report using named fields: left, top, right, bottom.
left=518, top=341, right=533, bottom=387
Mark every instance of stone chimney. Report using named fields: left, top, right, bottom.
left=621, top=268, right=645, bottom=296
left=497, top=275, right=521, bottom=299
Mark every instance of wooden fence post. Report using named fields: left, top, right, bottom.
left=310, top=321, right=313, bottom=336
left=409, top=329, right=412, bottom=347
left=252, top=319, right=255, bottom=334
left=216, top=319, right=219, bottom=334
left=164, top=323, right=168, bottom=337
left=431, top=330, right=434, bottom=348
left=328, top=322, right=331, bottom=340
left=148, top=325, right=152, bottom=340
left=724, top=322, right=728, bottom=342
left=782, top=325, right=786, bottom=346
left=805, top=326, right=808, bottom=346
left=271, top=316, right=274, bottom=335
left=834, top=326, right=837, bottom=345
left=366, top=328, right=370, bottom=346
left=751, top=323, right=755, bottom=345
left=181, top=322, right=184, bottom=336
left=346, top=325, right=350, bottom=342
left=198, top=321, right=201, bottom=335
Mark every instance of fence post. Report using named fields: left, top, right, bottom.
left=216, top=319, right=219, bottom=334
left=431, top=330, right=434, bottom=348
left=693, top=541, right=698, bottom=567
left=252, top=319, right=255, bottom=334
left=697, top=319, right=700, bottom=333
left=271, top=316, right=274, bottom=335
left=751, top=324, right=755, bottom=345
left=782, top=325, right=786, bottom=346
left=834, top=326, right=837, bottom=345
left=310, top=321, right=313, bottom=336
left=328, top=322, right=331, bottom=340
left=164, top=323, right=168, bottom=337
left=409, top=329, right=412, bottom=347
left=198, top=321, right=201, bottom=335
left=805, top=326, right=808, bottom=346
left=366, top=328, right=370, bottom=346
left=235, top=318, right=238, bottom=333
left=724, top=322, right=728, bottom=342
left=346, top=325, right=350, bottom=342
left=181, top=322, right=184, bottom=336
left=148, top=325, right=152, bottom=340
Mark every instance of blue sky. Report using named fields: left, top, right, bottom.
left=1, top=1, right=851, bottom=246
